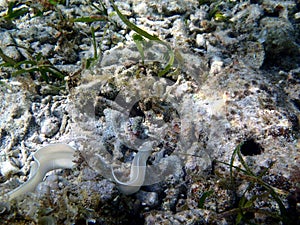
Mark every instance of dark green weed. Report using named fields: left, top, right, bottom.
left=0, top=45, right=65, bottom=82
left=3, top=1, right=29, bottom=21
left=0, top=0, right=178, bottom=87
left=109, top=0, right=175, bottom=76
left=215, top=142, right=291, bottom=225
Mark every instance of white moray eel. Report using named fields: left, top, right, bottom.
left=6, top=143, right=151, bottom=200
left=112, top=142, right=153, bottom=195
left=7, top=144, right=76, bottom=200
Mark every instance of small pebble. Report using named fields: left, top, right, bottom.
left=40, top=117, right=60, bottom=138
left=196, top=34, right=206, bottom=48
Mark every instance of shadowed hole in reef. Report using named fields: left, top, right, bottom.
left=240, top=139, right=264, bottom=156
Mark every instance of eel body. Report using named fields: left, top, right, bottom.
left=6, top=142, right=151, bottom=199
left=7, top=143, right=76, bottom=200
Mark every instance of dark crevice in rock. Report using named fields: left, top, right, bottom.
left=240, top=139, right=264, bottom=156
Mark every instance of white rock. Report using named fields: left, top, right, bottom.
left=209, top=56, right=224, bottom=75
left=196, top=34, right=206, bottom=48
left=0, top=0, right=7, bottom=7
left=0, top=161, right=19, bottom=177
left=133, top=2, right=148, bottom=15
left=40, top=117, right=60, bottom=138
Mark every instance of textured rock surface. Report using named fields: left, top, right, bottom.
left=0, top=0, right=299, bottom=224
